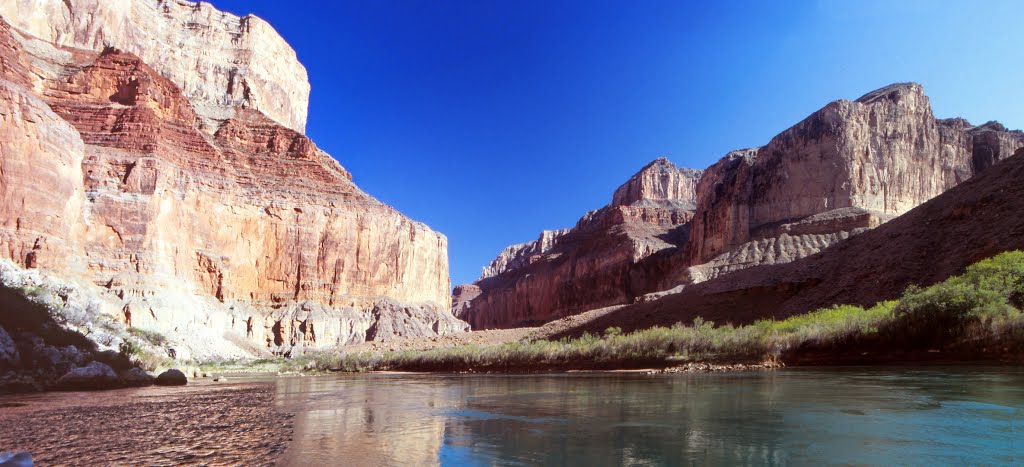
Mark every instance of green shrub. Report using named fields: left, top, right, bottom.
left=19, top=285, right=45, bottom=299
left=120, top=339, right=174, bottom=372
left=888, top=251, right=1024, bottom=347
left=292, top=251, right=1024, bottom=372
left=956, top=250, right=1024, bottom=302
left=127, top=327, right=168, bottom=347
left=604, top=326, right=622, bottom=337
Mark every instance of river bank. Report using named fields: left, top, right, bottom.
left=8, top=251, right=1024, bottom=389
left=226, top=251, right=1024, bottom=375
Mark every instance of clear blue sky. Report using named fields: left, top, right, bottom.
left=210, top=0, right=1023, bottom=287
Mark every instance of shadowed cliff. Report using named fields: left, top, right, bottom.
left=545, top=147, right=1024, bottom=339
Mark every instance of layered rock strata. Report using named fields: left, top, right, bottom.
left=0, top=0, right=309, bottom=132
left=546, top=147, right=1024, bottom=338
left=459, top=159, right=703, bottom=328
left=0, top=3, right=465, bottom=359
left=460, top=83, right=1023, bottom=330
left=690, top=83, right=1022, bottom=264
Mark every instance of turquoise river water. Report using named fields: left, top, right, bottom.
left=1, top=366, right=1022, bottom=465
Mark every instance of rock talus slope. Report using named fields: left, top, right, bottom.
left=0, top=3, right=466, bottom=359
left=461, top=83, right=1023, bottom=330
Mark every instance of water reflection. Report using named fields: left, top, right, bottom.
left=275, top=376, right=454, bottom=466
left=274, top=368, right=1024, bottom=466
left=438, top=374, right=792, bottom=466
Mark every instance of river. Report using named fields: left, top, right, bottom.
left=1, top=366, right=1022, bottom=465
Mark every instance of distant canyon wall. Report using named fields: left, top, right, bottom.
left=690, top=83, right=1021, bottom=264
left=459, top=83, right=1024, bottom=329
left=457, top=158, right=703, bottom=328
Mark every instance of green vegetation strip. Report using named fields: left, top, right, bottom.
left=281, top=251, right=1024, bottom=372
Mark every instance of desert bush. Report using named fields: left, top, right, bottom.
left=120, top=339, right=175, bottom=372
left=128, top=327, right=168, bottom=347
left=293, top=251, right=1024, bottom=373
left=888, top=251, right=1024, bottom=347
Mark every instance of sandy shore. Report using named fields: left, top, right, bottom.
left=0, top=382, right=293, bottom=465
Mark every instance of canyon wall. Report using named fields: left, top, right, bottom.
left=0, top=3, right=465, bottom=359
left=690, top=83, right=1021, bottom=264
left=543, top=146, right=1024, bottom=338
left=458, top=158, right=703, bottom=329
left=0, top=0, right=309, bottom=132
left=611, top=158, right=701, bottom=208
left=461, top=83, right=1024, bottom=330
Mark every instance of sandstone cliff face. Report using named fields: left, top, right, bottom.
left=0, top=3, right=465, bottom=359
left=459, top=158, right=702, bottom=328
left=690, top=83, right=1023, bottom=264
left=544, top=147, right=1024, bottom=339
left=479, top=229, right=570, bottom=280
left=0, top=0, right=309, bottom=132
left=0, top=18, right=86, bottom=270
left=461, top=83, right=1023, bottom=330
left=0, top=79, right=85, bottom=273
left=612, top=157, right=701, bottom=209
left=450, top=284, right=481, bottom=319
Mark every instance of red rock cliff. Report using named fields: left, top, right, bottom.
left=0, top=0, right=310, bottom=132
left=460, top=83, right=1023, bottom=330
left=690, top=83, right=1023, bottom=267
left=458, top=158, right=703, bottom=328
left=0, top=5, right=466, bottom=359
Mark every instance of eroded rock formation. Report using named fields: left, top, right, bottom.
left=690, top=83, right=1021, bottom=264
left=0, top=0, right=309, bottom=132
left=545, top=146, right=1024, bottom=338
left=459, top=158, right=703, bottom=328
left=460, top=83, right=1023, bottom=330
left=612, top=157, right=701, bottom=209
left=0, top=2, right=466, bottom=359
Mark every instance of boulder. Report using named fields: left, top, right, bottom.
left=154, top=369, right=188, bottom=386
left=119, top=368, right=154, bottom=387
left=0, top=326, right=18, bottom=368
left=55, top=361, right=119, bottom=390
left=39, top=346, right=63, bottom=366
left=0, top=373, right=40, bottom=393
left=61, top=345, right=86, bottom=366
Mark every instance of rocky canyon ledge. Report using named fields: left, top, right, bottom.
left=0, top=0, right=469, bottom=381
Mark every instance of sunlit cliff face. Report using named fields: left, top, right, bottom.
left=0, top=0, right=464, bottom=359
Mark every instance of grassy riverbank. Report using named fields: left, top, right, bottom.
left=280, top=250, right=1024, bottom=373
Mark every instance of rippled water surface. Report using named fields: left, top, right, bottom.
left=275, top=367, right=1024, bottom=466
left=2, top=367, right=1023, bottom=465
